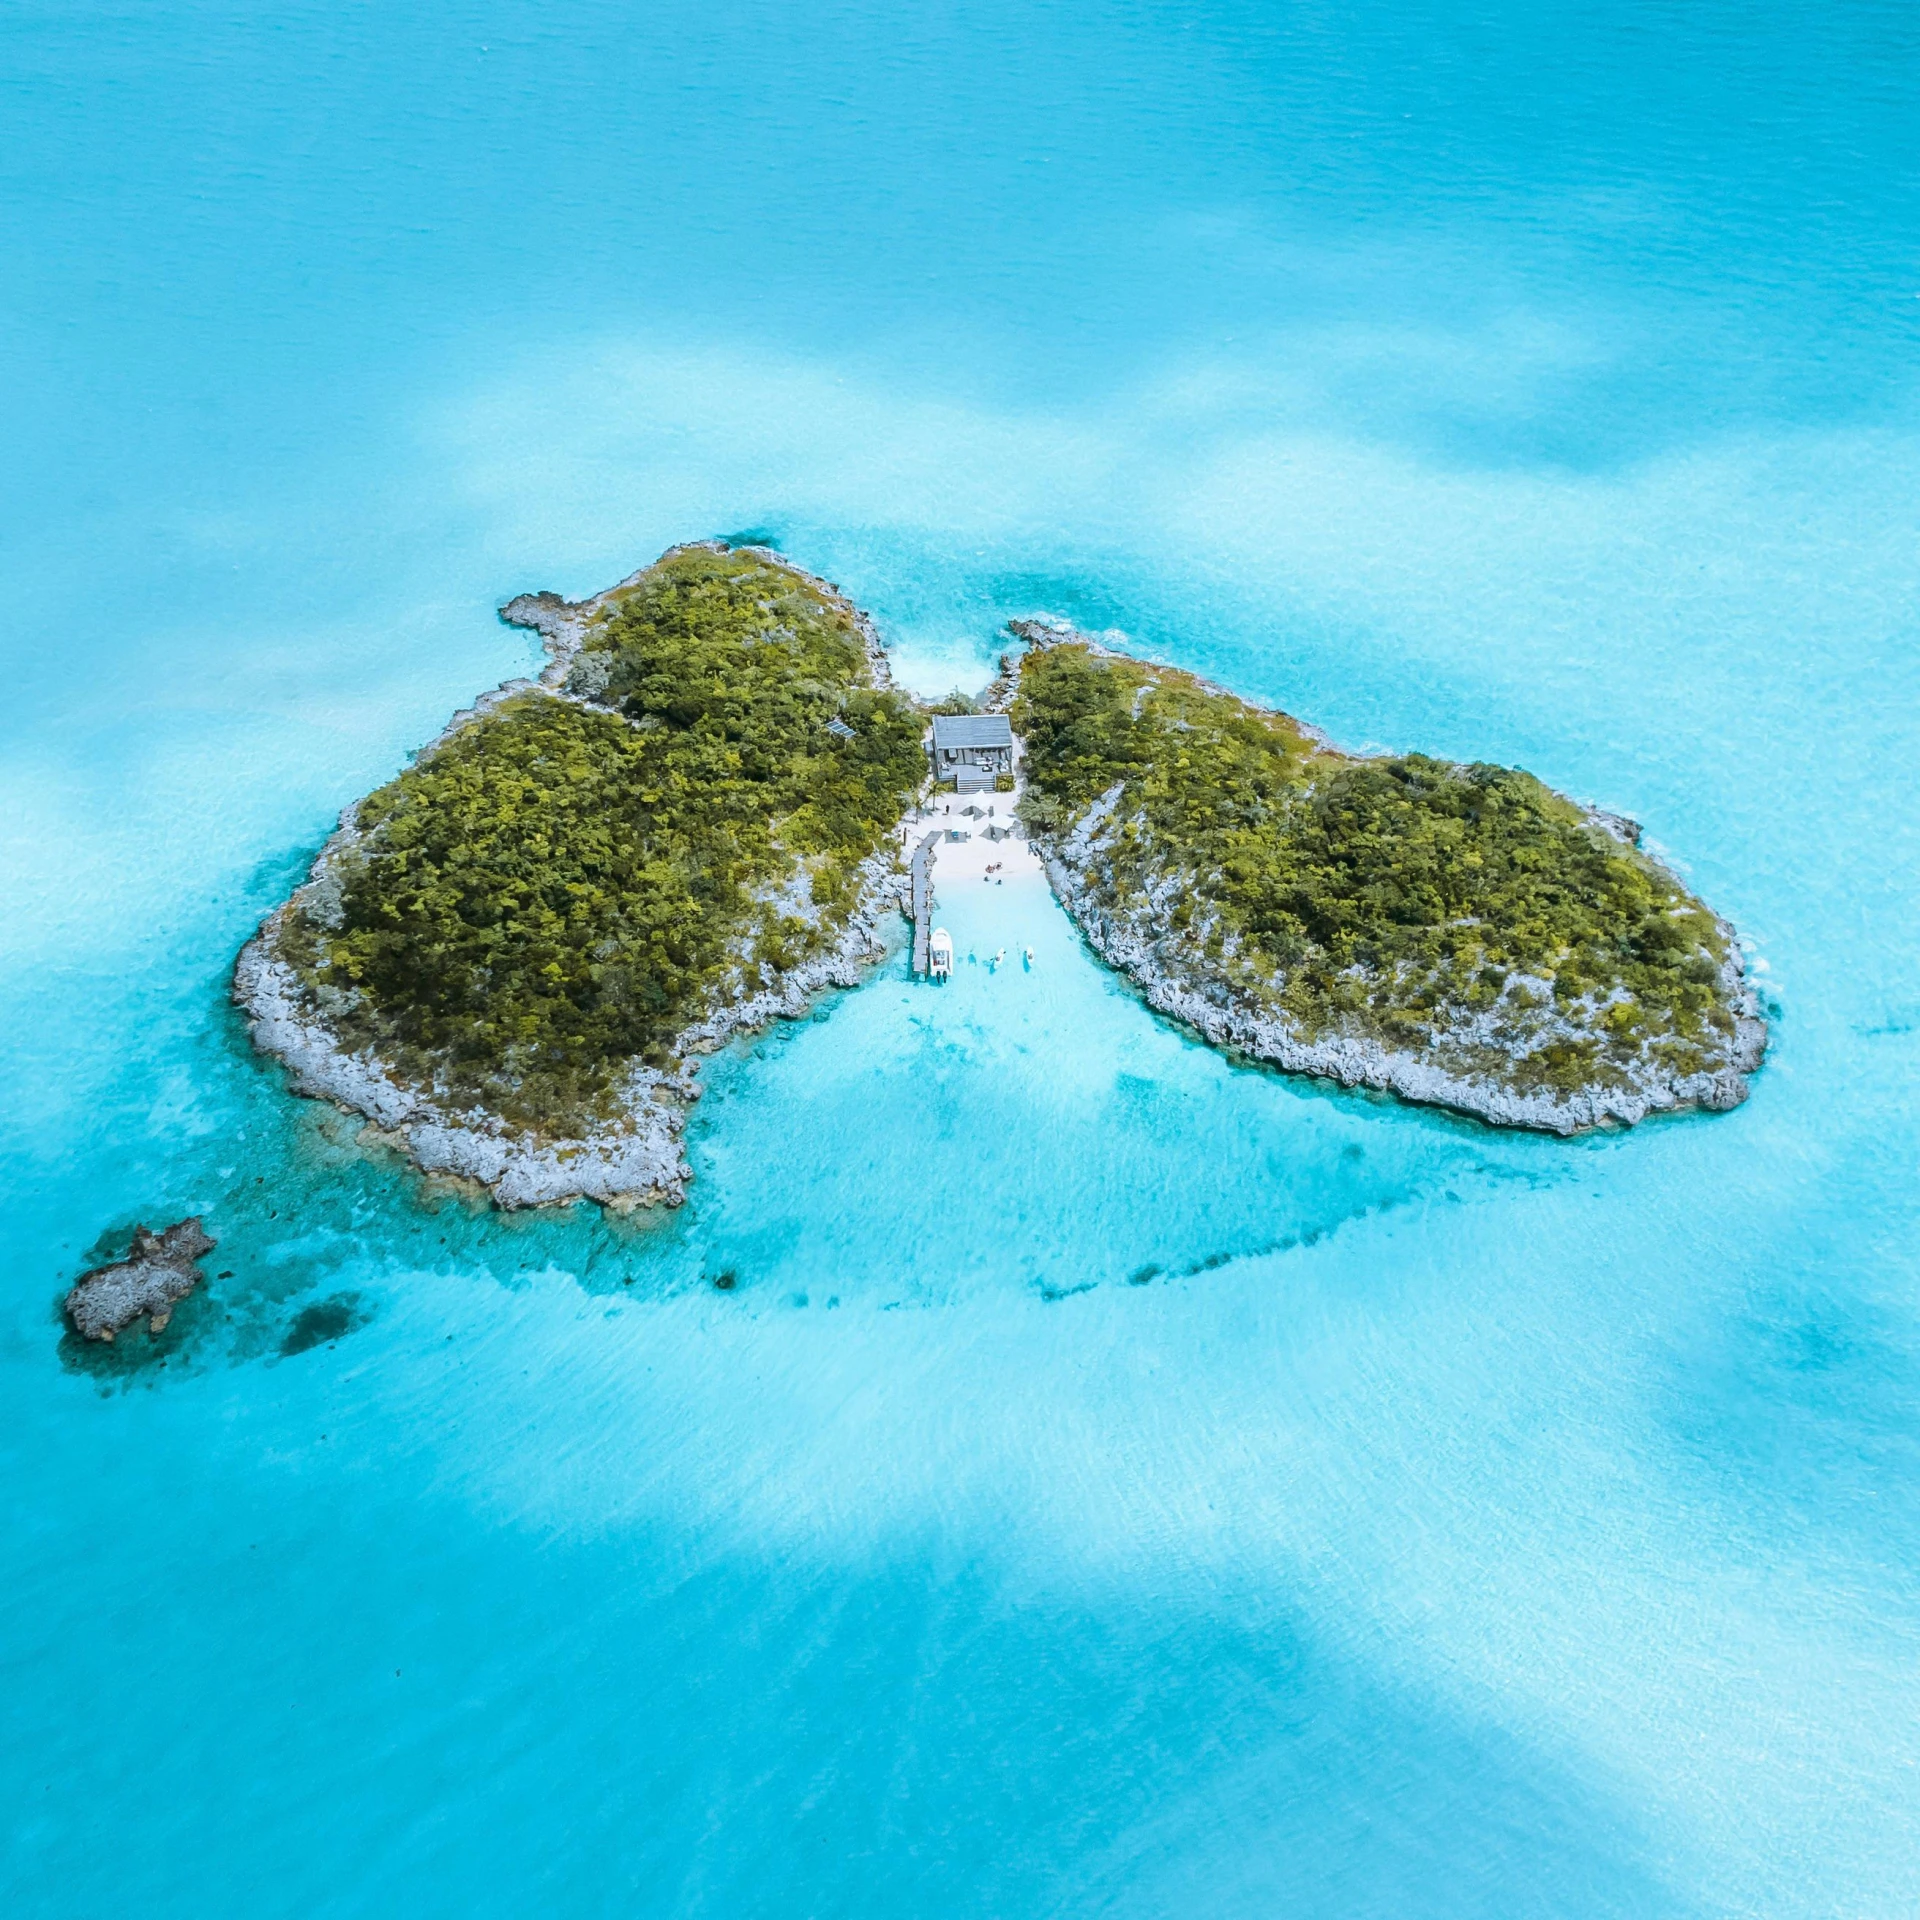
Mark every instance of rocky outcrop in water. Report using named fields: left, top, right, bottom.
left=65, top=1219, right=215, bottom=1341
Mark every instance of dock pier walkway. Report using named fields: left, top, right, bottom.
left=909, top=831, right=940, bottom=974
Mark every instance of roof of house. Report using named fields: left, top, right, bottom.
left=931, top=713, right=1013, bottom=751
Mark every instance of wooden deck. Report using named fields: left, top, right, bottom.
left=909, top=831, right=940, bottom=974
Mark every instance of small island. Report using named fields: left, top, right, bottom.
left=65, top=1219, right=216, bottom=1341
left=235, top=543, right=924, bottom=1206
left=1009, top=623, right=1765, bottom=1132
left=236, top=543, right=1764, bottom=1214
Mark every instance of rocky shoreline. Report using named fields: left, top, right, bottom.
left=1041, top=839, right=1764, bottom=1133
left=233, top=544, right=910, bottom=1210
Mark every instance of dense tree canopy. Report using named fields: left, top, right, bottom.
left=1013, top=642, right=1737, bottom=1091
left=285, top=549, right=923, bottom=1127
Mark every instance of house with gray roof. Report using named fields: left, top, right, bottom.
left=930, top=713, right=1014, bottom=793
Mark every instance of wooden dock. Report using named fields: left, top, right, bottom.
left=909, top=831, right=940, bottom=974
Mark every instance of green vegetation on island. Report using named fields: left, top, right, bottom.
left=1013, top=639, right=1759, bottom=1112
left=276, top=546, right=923, bottom=1130
left=241, top=547, right=1761, bottom=1202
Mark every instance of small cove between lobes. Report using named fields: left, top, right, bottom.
left=672, top=845, right=1540, bottom=1316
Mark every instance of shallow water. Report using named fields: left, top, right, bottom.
left=4, top=2, right=1919, bottom=1914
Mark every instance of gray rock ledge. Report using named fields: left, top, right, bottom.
left=66, top=1219, right=215, bottom=1341
left=1043, top=848, right=1764, bottom=1134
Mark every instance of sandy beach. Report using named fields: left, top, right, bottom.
left=893, top=755, right=1049, bottom=981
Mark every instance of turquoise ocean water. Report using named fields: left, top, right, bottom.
left=4, top=3, right=1919, bottom=1912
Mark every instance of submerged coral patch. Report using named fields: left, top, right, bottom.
left=280, top=1292, right=367, bottom=1356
